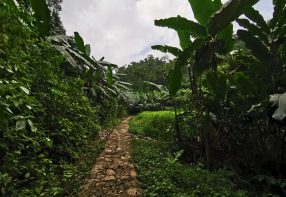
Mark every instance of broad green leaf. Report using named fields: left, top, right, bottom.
left=52, top=45, right=80, bottom=70
left=28, top=120, right=37, bottom=132
left=208, top=0, right=259, bottom=35
left=205, top=72, right=227, bottom=99
left=26, top=105, right=32, bottom=110
left=213, top=0, right=223, bottom=11
left=236, top=19, right=268, bottom=44
left=167, top=64, right=183, bottom=97
left=271, top=0, right=286, bottom=26
left=244, top=7, right=270, bottom=33
left=5, top=107, right=13, bottom=114
left=166, top=39, right=204, bottom=97
left=74, top=32, right=86, bottom=55
left=98, top=60, right=118, bottom=68
left=177, top=31, right=191, bottom=50
left=25, top=173, right=31, bottom=179
left=217, top=23, right=234, bottom=52
left=114, top=83, right=131, bottom=91
left=30, top=0, right=51, bottom=37
left=151, top=45, right=182, bottom=57
left=237, top=30, right=271, bottom=63
left=85, top=44, right=91, bottom=57
left=180, top=38, right=206, bottom=60
left=16, top=120, right=26, bottom=131
left=67, top=48, right=96, bottom=69
left=155, top=15, right=207, bottom=37
left=143, top=81, right=164, bottom=91
left=188, top=0, right=222, bottom=26
left=233, top=72, right=256, bottom=95
left=275, top=24, right=286, bottom=38
left=107, top=65, right=113, bottom=85
left=115, top=81, right=132, bottom=86
left=20, top=86, right=30, bottom=95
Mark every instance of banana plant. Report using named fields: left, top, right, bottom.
left=152, top=0, right=259, bottom=97
left=28, top=0, right=132, bottom=103
left=236, top=0, right=286, bottom=97
left=152, top=0, right=259, bottom=170
left=47, top=32, right=131, bottom=101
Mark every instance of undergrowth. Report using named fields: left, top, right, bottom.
left=130, top=111, right=247, bottom=196
left=63, top=138, right=106, bottom=196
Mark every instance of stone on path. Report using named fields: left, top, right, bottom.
left=80, top=117, right=142, bottom=197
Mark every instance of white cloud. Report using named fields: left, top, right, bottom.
left=60, top=0, right=272, bottom=66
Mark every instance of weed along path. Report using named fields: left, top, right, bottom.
left=80, top=117, right=142, bottom=197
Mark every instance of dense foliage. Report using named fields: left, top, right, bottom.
left=118, top=55, right=173, bottom=91
left=118, top=56, right=192, bottom=113
left=1, top=0, right=286, bottom=196
left=0, top=0, right=126, bottom=196
left=152, top=0, right=286, bottom=195
left=130, top=111, right=247, bottom=196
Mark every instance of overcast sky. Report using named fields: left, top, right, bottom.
left=60, top=0, right=273, bottom=66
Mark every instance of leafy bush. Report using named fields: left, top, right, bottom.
left=0, top=1, right=126, bottom=196
left=130, top=112, right=247, bottom=196
left=153, top=1, right=286, bottom=195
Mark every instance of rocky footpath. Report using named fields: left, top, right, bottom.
left=80, top=117, right=142, bottom=197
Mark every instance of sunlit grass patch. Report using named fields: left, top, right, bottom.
left=129, top=111, right=175, bottom=141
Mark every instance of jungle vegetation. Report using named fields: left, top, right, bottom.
left=1, top=0, right=286, bottom=196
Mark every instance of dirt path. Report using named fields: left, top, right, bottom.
left=80, top=117, right=142, bottom=197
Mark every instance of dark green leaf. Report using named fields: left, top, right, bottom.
left=233, top=72, right=256, bottom=95
left=5, top=107, right=13, bottom=114
left=98, top=61, right=118, bottom=68
left=213, top=0, right=223, bottom=11
left=208, top=0, right=259, bottom=35
left=16, top=120, right=26, bottom=131
left=188, top=0, right=222, bottom=26
left=30, top=0, right=51, bottom=37
left=237, top=30, right=271, bottom=63
left=177, top=31, right=191, bottom=50
left=180, top=38, right=206, bottom=61
left=143, top=81, right=164, bottom=91
left=74, top=32, right=86, bottom=55
left=52, top=45, right=80, bottom=69
left=28, top=120, right=37, bottom=132
left=167, top=64, right=183, bottom=97
left=85, top=44, right=91, bottom=57
left=205, top=72, right=227, bottom=99
left=271, top=0, right=286, bottom=26
left=244, top=7, right=270, bottom=33
left=166, top=39, right=205, bottom=97
left=155, top=15, right=207, bottom=37
left=217, top=23, right=234, bottom=52
left=107, top=65, right=113, bottom=85
left=236, top=19, right=268, bottom=44
left=20, top=86, right=30, bottom=95
left=151, top=45, right=182, bottom=57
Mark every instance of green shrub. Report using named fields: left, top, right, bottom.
left=0, top=1, right=125, bottom=196
left=130, top=111, right=247, bottom=196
